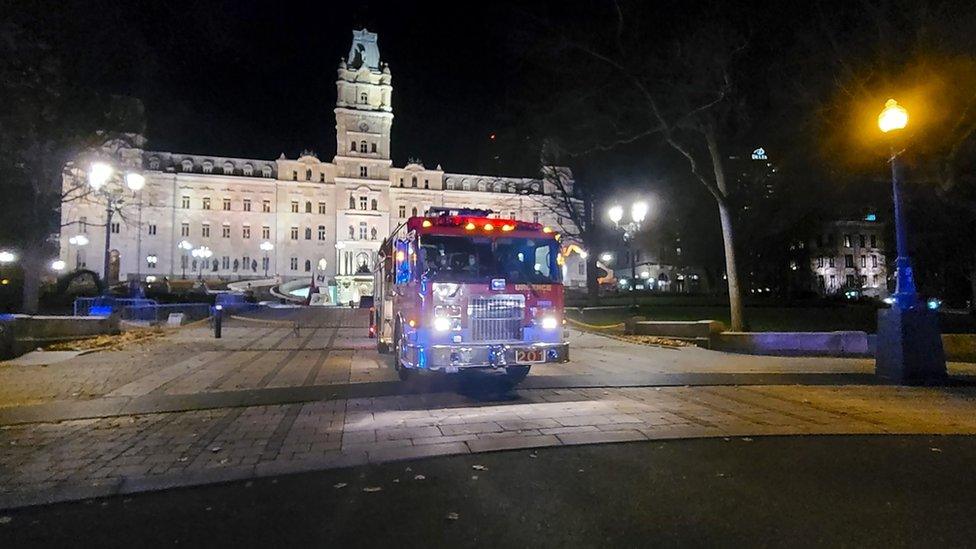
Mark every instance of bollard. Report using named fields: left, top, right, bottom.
left=214, top=304, right=223, bottom=339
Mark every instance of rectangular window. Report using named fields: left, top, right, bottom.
left=243, top=199, right=251, bottom=212
left=262, top=200, right=271, bottom=213
left=290, top=226, right=298, bottom=240
left=870, top=234, right=877, bottom=248
left=181, top=196, right=190, bottom=209
left=872, top=255, right=878, bottom=268
left=262, top=225, right=270, bottom=239
left=110, top=222, right=120, bottom=234
left=292, top=171, right=298, bottom=181
left=222, top=224, right=231, bottom=238
left=533, top=212, right=540, bottom=223
left=222, top=256, right=230, bottom=269
left=818, top=275, right=825, bottom=288
left=181, top=222, right=190, bottom=237
left=371, top=143, right=377, bottom=153
left=843, top=234, right=851, bottom=247
left=399, top=205, right=406, bottom=218
left=872, top=274, right=878, bottom=285
left=859, top=234, right=866, bottom=247
left=290, top=257, right=298, bottom=270
left=318, top=226, right=326, bottom=240
left=359, top=166, right=368, bottom=177
left=860, top=255, right=866, bottom=267
left=148, top=224, right=157, bottom=235
left=202, top=197, right=211, bottom=210
left=242, top=225, right=251, bottom=239
left=202, top=223, right=210, bottom=237
left=320, top=173, right=325, bottom=182
left=829, top=274, right=836, bottom=288
left=846, top=274, right=856, bottom=287
left=80, top=216, right=88, bottom=233
left=318, top=202, right=327, bottom=214
left=222, top=198, right=231, bottom=211
left=817, top=256, right=824, bottom=268
left=359, top=196, right=368, bottom=210
left=359, top=222, right=367, bottom=240
left=578, top=263, right=585, bottom=275
left=845, top=254, right=854, bottom=268
left=828, top=257, right=835, bottom=268
left=291, top=201, right=299, bottom=213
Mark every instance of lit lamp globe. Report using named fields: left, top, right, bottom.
left=178, top=240, right=193, bottom=251
left=878, top=99, right=909, bottom=133
left=0, top=251, right=16, bottom=264
left=51, top=259, right=66, bottom=272
left=88, top=162, right=113, bottom=190
left=125, top=172, right=145, bottom=191
left=600, top=252, right=613, bottom=263
left=260, top=241, right=274, bottom=252
left=631, top=201, right=648, bottom=224
left=608, top=205, right=624, bottom=225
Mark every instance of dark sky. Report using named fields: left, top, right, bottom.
left=30, top=0, right=537, bottom=174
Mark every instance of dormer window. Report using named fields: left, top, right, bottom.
left=223, top=161, right=234, bottom=174
left=243, top=163, right=253, bottom=176
left=261, top=165, right=272, bottom=178
left=148, top=157, right=160, bottom=170
left=359, top=91, right=368, bottom=104
left=305, top=169, right=312, bottom=181
left=181, top=159, right=193, bottom=172
left=412, top=176, right=418, bottom=188
left=202, top=161, right=213, bottom=174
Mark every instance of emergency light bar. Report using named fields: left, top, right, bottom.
left=407, top=214, right=551, bottom=235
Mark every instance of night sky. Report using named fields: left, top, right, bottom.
left=30, top=1, right=539, bottom=173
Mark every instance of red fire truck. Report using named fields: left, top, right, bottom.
left=373, top=208, right=569, bottom=383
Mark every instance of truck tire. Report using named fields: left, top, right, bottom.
left=504, top=365, right=530, bottom=384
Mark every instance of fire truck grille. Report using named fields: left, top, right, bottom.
left=468, top=296, right=524, bottom=342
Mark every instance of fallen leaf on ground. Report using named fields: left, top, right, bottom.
left=529, top=452, right=538, bottom=458
left=210, top=446, right=222, bottom=453
left=472, top=465, right=488, bottom=471
left=333, top=483, right=347, bottom=489
left=471, top=475, right=479, bottom=480
left=393, top=479, right=400, bottom=483
left=931, top=447, right=943, bottom=453
left=741, top=437, right=753, bottom=442
left=363, top=486, right=383, bottom=493
left=446, top=512, right=459, bottom=521
left=413, top=474, right=426, bottom=481
left=0, top=516, right=11, bottom=525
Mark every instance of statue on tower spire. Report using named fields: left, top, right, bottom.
left=347, top=29, right=380, bottom=71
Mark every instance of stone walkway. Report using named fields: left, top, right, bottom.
left=2, top=307, right=976, bottom=509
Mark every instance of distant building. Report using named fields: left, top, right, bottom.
left=57, top=29, right=586, bottom=293
left=808, top=218, right=888, bottom=297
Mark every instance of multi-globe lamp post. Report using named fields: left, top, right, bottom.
left=607, top=201, right=649, bottom=309
left=87, top=161, right=145, bottom=284
left=191, top=246, right=213, bottom=280
left=874, top=98, right=946, bottom=383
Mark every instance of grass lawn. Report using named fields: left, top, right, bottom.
left=566, top=303, right=976, bottom=334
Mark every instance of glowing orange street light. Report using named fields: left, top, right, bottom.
left=878, top=99, right=909, bottom=133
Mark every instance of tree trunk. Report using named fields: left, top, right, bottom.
left=705, top=127, right=745, bottom=331
left=20, top=250, right=42, bottom=314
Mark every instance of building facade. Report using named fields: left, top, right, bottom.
left=58, top=29, right=586, bottom=291
left=808, top=219, right=888, bottom=297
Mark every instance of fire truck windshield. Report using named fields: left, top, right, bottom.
left=419, top=235, right=561, bottom=284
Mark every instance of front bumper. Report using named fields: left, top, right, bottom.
left=401, top=341, right=569, bottom=372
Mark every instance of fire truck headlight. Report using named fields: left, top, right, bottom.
left=433, top=282, right=460, bottom=299
left=541, top=316, right=559, bottom=330
left=433, top=316, right=452, bottom=332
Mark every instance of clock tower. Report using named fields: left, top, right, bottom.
left=334, top=29, right=393, bottom=181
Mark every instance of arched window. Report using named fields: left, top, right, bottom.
left=318, top=225, right=326, bottom=240
left=304, top=227, right=312, bottom=240
left=492, top=181, right=502, bottom=192
left=370, top=198, right=378, bottom=210
left=359, top=91, right=368, bottom=104
left=411, top=176, right=418, bottom=188
left=304, top=259, right=312, bottom=272
left=371, top=143, right=377, bottom=153
left=223, top=161, right=235, bottom=174
left=181, top=159, right=193, bottom=172
left=411, top=206, right=418, bottom=217
left=424, top=179, right=429, bottom=189
left=371, top=227, right=378, bottom=240
left=202, top=161, right=213, bottom=174
left=350, top=141, right=356, bottom=152
left=477, top=180, right=486, bottom=192
left=349, top=195, right=356, bottom=209
left=305, top=169, right=312, bottom=181
left=360, top=141, right=368, bottom=153
left=462, top=180, right=471, bottom=191
left=359, top=196, right=367, bottom=210
left=305, top=201, right=312, bottom=213
left=242, top=163, right=253, bottom=176
left=261, top=165, right=272, bottom=177
left=148, top=157, right=160, bottom=170
left=348, top=225, right=355, bottom=239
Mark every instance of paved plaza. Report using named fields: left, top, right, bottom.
left=1, top=308, right=976, bottom=509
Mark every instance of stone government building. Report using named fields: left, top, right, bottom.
left=59, top=29, right=587, bottom=295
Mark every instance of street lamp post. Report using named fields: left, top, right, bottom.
left=87, top=162, right=144, bottom=288
left=260, top=241, right=274, bottom=277
left=191, top=246, right=212, bottom=280
left=874, top=98, right=946, bottom=384
left=608, top=201, right=649, bottom=309
left=178, top=240, right=193, bottom=279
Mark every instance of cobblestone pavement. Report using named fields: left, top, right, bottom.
left=1, top=307, right=975, bottom=508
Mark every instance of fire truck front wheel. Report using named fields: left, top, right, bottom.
left=504, top=365, right=531, bottom=384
